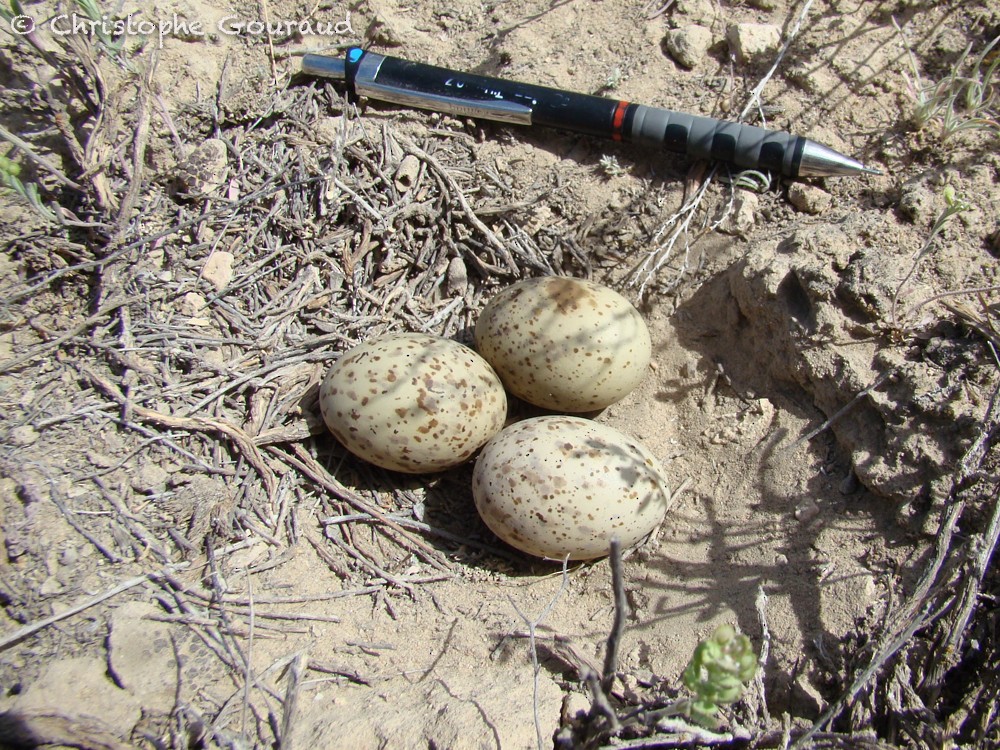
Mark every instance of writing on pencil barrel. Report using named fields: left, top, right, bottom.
left=301, top=48, right=881, bottom=179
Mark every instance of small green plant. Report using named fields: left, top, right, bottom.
left=681, top=624, right=758, bottom=728
left=897, top=22, right=1000, bottom=142
left=891, top=185, right=973, bottom=329
left=0, top=154, right=59, bottom=223
left=72, top=0, right=128, bottom=58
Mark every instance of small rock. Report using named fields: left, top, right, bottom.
left=39, top=575, right=64, bottom=595
left=131, top=463, right=169, bottom=495
left=202, top=251, right=235, bottom=292
left=788, top=183, right=832, bottom=214
left=795, top=500, right=820, bottom=523
left=839, top=470, right=861, bottom=495
left=673, top=0, right=715, bottom=24
left=179, top=291, right=207, bottom=317
left=719, top=190, right=759, bottom=235
left=664, top=25, right=713, bottom=70
left=8, top=425, right=38, bottom=447
left=562, top=691, right=591, bottom=722
left=59, top=546, right=79, bottom=566
left=727, top=23, right=782, bottom=64
left=446, top=256, right=468, bottom=297
left=204, top=348, right=226, bottom=367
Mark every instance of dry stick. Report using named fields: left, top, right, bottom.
left=322, top=512, right=522, bottom=562
left=260, top=0, right=279, bottom=84
left=601, top=539, right=629, bottom=697
left=304, top=526, right=353, bottom=580
left=279, top=444, right=454, bottom=573
left=752, top=586, right=772, bottom=729
left=45, top=479, right=123, bottom=564
left=602, top=721, right=749, bottom=748
left=0, top=298, right=128, bottom=374
left=924, top=384, right=1000, bottom=696
left=792, top=496, right=967, bottom=748
left=326, top=530, right=416, bottom=594
left=787, top=369, right=894, bottom=452
left=241, top=576, right=255, bottom=740
left=0, top=563, right=188, bottom=651
left=81, top=363, right=278, bottom=500
left=907, top=283, right=1000, bottom=325
left=1, top=172, right=317, bottom=306
left=397, top=136, right=518, bottom=273
left=279, top=651, right=309, bottom=750
left=507, top=555, right=572, bottom=750
left=113, top=51, right=156, bottom=232
left=0, top=123, right=84, bottom=190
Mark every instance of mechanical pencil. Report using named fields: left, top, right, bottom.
left=301, top=47, right=881, bottom=179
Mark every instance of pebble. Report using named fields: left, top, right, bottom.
left=727, top=23, right=782, bottom=64
left=674, top=0, right=715, bottom=24
left=719, top=190, right=759, bottom=235
left=446, top=256, right=468, bottom=297
left=179, top=291, right=207, bottom=317
left=8, top=425, right=38, bottom=446
left=795, top=500, right=820, bottom=523
left=664, top=25, right=713, bottom=70
left=788, top=183, right=832, bottom=214
left=59, top=546, right=79, bottom=566
left=131, top=463, right=169, bottom=495
left=39, top=575, right=64, bottom=595
left=202, top=251, right=235, bottom=291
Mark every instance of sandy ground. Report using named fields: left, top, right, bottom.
left=1, top=0, right=998, bottom=748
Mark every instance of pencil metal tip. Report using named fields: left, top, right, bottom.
left=798, top=140, right=881, bottom=178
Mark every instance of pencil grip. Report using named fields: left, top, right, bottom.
left=629, top=105, right=802, bottom=176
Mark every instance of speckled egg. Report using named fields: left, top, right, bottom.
left=472, top=416, right=669, bottom=560
left=319, top=333, right=507, bottom=473
left=475, top=277, right=651, bottom=412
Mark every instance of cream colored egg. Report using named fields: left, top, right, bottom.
left=475, top=277, right=651, bottom=412
left=472, top=416, right=669, bottom=560
left=320, top=333, right=507, bottom=473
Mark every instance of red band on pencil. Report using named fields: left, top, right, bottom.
left=611, top=101, right=629, bottom=141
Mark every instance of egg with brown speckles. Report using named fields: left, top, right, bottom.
left=475, top=277, right=651, bottom=412
left=319, top=333, right=508, bottom=473
left=472, top=416, right=669, bottom=560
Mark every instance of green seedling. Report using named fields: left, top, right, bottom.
left=897, top=21, right=1000, bottom=142
left=681, top=624, right=758, bottom=728
left=891, top=186, right=972, bottom=330
left=72, top=0, right=127, bottom=57
left=0, top=154, right=59, bottom=223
